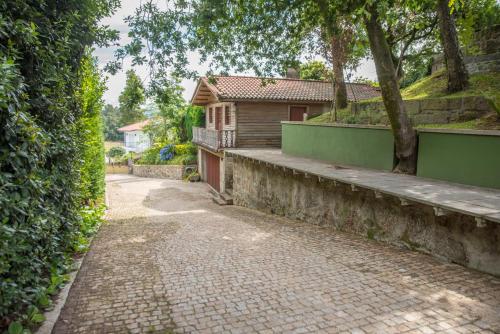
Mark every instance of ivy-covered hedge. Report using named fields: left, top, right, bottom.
left=0, top=0, right=117, bottom=330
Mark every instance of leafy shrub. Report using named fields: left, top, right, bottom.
left=160, top=144, right=175, bottom=161
left=183, top=106, right=205, bottom=140
left=107, top=146, right=126, bottom=158
left=137, top=142, right=167, bottom=165
left=168, top=154, right=197, bottom=165
left=137, top=142, right=197, bottom=166
left=174, top=143, right=197, bottom=156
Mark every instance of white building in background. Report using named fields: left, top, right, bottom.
left=117, top=120, right=152, bottom=153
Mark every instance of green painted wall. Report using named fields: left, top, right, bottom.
left=417, top=131, right=500, bottom=189
left=282, top=123, right=395, bottom=171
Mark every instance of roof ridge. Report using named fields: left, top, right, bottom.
left=203, top=75, right=377, bottom=86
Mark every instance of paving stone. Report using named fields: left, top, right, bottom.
left=52, top=175, right=500, bottom=333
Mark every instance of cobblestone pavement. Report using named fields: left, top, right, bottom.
left=52, top=175, right=500, bottom=334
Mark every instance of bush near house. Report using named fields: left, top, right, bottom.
left=137, top=142, right=197, bottom=166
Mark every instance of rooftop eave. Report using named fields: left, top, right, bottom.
left=218, top=97, right=333, bottom=104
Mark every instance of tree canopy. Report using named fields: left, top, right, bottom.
left=118, top=69, right=146, bottom=125
left=103, top=104, right=122, bottom=141
left=300, top=61, right=331, bottom=81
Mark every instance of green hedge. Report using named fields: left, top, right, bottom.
left=0, top=0, right=117, bottom=330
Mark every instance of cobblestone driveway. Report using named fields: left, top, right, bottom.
left=53, top=175, right=500, bottom=334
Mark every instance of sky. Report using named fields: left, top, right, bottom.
left=93, top=0, right=378, bottom=106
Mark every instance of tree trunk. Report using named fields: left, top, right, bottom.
left=391, top=51, right=404, bottom=82
left=364, top=5, right=417, bottom=174
left=437, top=0, right=469, bottom=92
left=331, top=37, right=348, bottom=109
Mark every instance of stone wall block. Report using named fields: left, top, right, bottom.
left=132, top=164, right=196, bottom=179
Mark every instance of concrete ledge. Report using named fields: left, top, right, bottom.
left=132, top=164, right=196, bottom=180
left=228, top=149, right=500, bottom=276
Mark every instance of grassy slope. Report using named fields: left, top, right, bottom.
left=308, top=71, right=500, bottom=129
left=401, top=70, right=500, bottom=103
left=359, top=70, right=499, bottom=103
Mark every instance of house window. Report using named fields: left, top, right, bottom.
left=209, top=107, right=213, bottom=123
left=225, top=106, right=230, bottom=125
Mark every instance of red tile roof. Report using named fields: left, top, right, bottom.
left=194, top=76, right=380, bottom=103
left=117, top=120, right=150, bottom=132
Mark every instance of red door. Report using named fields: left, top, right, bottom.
left=289, top=106, right=307, bottom=121
left=215, top=107, right=223, bottom=130
left=203, top=150, right=220, bottom=192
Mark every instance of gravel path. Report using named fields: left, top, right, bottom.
left=52, top=174, right=500, bottom=334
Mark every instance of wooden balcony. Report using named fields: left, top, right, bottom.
left=192, top=127, right=236, bottom=151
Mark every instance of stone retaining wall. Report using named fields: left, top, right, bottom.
left=132, top=164, right=196, bottom=180
left=350, top=96, right=494, bottom=125
left=432, top=52, right=500, bottom=74
left=232, top=157, right=500, bottom=276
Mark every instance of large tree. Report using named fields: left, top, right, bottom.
left=118, top=69, right=146, bottom=125
left=364, top=3, right=417, bottom=172
left=437, top=0, right=469, bottom=92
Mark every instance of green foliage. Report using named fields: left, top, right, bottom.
left=399, top=56, right=433, bottom=89
left=78, top=55, right=106, bottom=203
left=137, top=142, right=197, bottom=166
left=168, top=154, right=197, bottom=166
left=456, top=0, right=500, bottom=55
left=143, top=81, right=205, bottom=144
left=137, top=142, right=167, bottom=165
left=352, top=76, right=379, bottom=87
left=0, top=0, right=118, bottom=328
left=299, top=61, right=330, bottom=80
left=174, top=143, right=197, bottom=156
left=107, top=146, right=126, bottom=159
left=400, top=70, right=500, bottom=103
left=103, top=104, right=122, bottom=141
left=119, top=70, right=146, bottom=126
left=71, top=205, right=106, bottom=253
left=183, top=106, right=205, bottom=141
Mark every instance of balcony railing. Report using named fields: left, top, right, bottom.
left=192, top=127, right=236, bottom=151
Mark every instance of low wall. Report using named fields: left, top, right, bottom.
left=282, top=122, right=394, bottom=171
left=106, top=164, right=129, bottom=174
left=232, top=157, right=500, bottom=276
left=349, top=96, right=494, bottom=125
left=417, top=129, right=500, bottom=189
left=132, top=164, right=196, bottom=180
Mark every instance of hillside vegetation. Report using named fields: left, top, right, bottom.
left=308, top=71, right=500, bottom=129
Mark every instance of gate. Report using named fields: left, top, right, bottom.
left=203, top=150, right=220, bottom=192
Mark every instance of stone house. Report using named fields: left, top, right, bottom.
left=191, top=75, right=380, bottom=194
